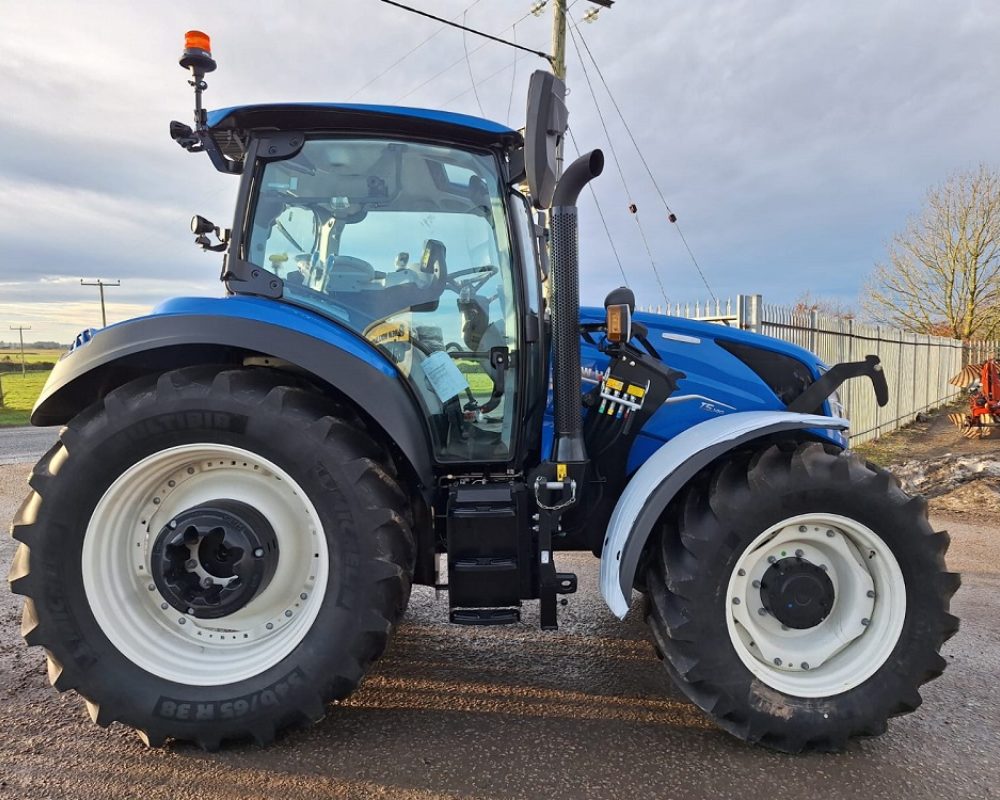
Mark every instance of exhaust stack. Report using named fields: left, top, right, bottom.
left=549, top=149, right=605, bottom=463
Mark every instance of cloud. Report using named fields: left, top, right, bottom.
left=3, top=0, right=1000, bottom=340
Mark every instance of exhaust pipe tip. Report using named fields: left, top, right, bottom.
left=552, top=149, right=605, bottom=208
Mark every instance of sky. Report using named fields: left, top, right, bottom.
left=1, top=0, right=998, bottom=343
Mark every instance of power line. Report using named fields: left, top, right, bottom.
left=567, top=127, right=628, bottom=285
left=566, top=21, right=668, bottom=304
left=379, top=0, right=553, bottom=64
left=505, top=22, right=519, bottom=125
left=396, top=8, right=536, bottom=103
left=442, top=53, right=527, bottom=107
left=462, top=10, right=486, bottom=116
left=348, top=0, right=485, bottom=100
left=571, top=17, right=717, bottom=301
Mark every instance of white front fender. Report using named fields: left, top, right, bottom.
left=599, top=411, right=849, bottom=618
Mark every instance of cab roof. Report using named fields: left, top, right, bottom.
left=206, top=103, right=523, bottom=150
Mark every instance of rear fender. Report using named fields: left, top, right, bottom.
left=33, top=299, right=433, bottom=491
left=599, top=411, right=849, bottom=618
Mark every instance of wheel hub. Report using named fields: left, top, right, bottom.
left=760, top=557, right=835, bottom=629
left=151, top=499, right=279, bottom=619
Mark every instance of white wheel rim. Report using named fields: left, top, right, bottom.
left=725, top=513, right=906, bottom=698
left=82, top=444, right=329, bottom=686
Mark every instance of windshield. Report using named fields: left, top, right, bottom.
left=247, top=137, right=520, bottom=463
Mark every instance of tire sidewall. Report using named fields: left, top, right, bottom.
left=30, top=381, right=394, bottom=737
left=674, top=458, right=945, bottom=732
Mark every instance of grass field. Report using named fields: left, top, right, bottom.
left=0, top=349, right=61, bottom=426
left=0, top=370, right=50, bottom=427
left=0, top=348, right=64, bottom=366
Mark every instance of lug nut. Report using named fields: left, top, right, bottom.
left=795, top=549, right=804, bottom=558
left=265, top=622, right=274, bottom=630
left=148, top=583, right=155, bottom=592
left=774, top=658, right=782, bottom=666
left=758, top=608, right=767, bottom=616
left=186, top=607, right=195, bottom=615
left=767, top=556, right=777, bottom=564
left=752, top=579, right=761, bottom=589
left=801, top=662, right=810, bottom=670
left=300, top=593, right=308, bottom=600
left=867, top=590, right=876, bottom=598
left=737, top=568, right=746, bottom=577
left=160, top=602, right=169, bottom=610
left=284, top=610, right=293, bottom=618
left=861, top=618, right=870, bottom=626
left=178, top=618, right=186, bottom=625
left=826, top=529, right=835, bottom=538
left=201, top=577, right=213, bottom=588
left=169, top=520, right=178, bottom=529
left=732, top=598, right=741, bottom=605
left=185, top=559, right=198, bottom=571
left=254, top=548, right=265, bottom=558
left=799, top=525, right=807, bottom=532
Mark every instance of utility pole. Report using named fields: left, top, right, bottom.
left=551, top=0, right=567, bottom=82
left=80, top=279, right=121, bottom=327
left=545, top=0, right=612, bottom=175
left=551, top=0, right=567, bottom=178
left=9, top=325, right=31, bottom=377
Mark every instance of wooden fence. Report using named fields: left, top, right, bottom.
left=640, top=294, right=997, bottom=445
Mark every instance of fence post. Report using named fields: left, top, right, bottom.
left=747, top=294, right=762, bottom=333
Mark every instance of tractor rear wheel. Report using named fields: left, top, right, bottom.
left=9, top=366, right=415, bottom=748
left=644, top=441, right=959, bottom=752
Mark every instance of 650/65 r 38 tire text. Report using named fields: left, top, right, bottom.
left=644, top=441, right=960, bottom=753
left=8, top=366, right=416, bottom=749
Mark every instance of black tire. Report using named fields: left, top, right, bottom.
left=644, top=441, right=960, bottom=753
left=8, top=366, right=416, bottom=749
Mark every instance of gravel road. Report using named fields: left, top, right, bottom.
left=1, top=461, right=997, bottom=800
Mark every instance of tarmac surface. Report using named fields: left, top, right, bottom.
left=0, top=426, right=57, bottom=465
left=0, top=454, right=997, bottom=799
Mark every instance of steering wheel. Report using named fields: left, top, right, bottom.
left=445, top=265, right=498, bottom=294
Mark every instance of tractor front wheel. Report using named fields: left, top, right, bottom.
left=644, top=441, right=959, bottom=752
left=9, top=367, right=415, bottom=748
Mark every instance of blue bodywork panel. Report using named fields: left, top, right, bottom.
left=64, top=297, right=845, bottom=474
left=206, top=103, right=518, bottom=137
left=540, top=307, right=846, bottom=468
left=149, top=295, right=397, bottom=376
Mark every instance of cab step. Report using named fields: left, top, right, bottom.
left=450, top=608, right=521, bottom=626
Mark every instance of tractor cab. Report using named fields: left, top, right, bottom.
left=192, top=104, right=542, bottom=464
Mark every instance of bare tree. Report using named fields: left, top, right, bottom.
left=864, top=164, right=1000, bottom=340
left=792, top=291, right=856, bottom=320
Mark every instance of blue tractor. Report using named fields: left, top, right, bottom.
left=9, top=32, right=958, bottom=752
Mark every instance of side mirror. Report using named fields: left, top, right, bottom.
left=525, top=70, right=568, bottom=210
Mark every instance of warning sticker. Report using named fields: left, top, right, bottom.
left=364, top=320, right=410, bottom=346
